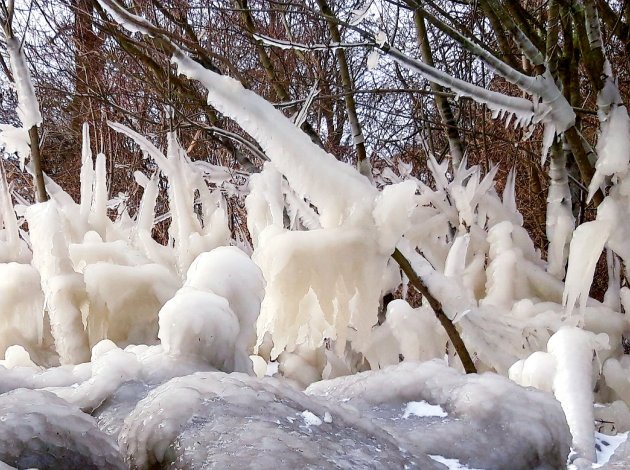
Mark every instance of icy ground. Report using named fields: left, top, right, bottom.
left=0, top=358, right=573, bottom=470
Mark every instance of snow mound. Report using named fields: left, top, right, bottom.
left=0, top=388, right=124, bottom=469
left=118, top=371, right=441, bottom=469
left=307, top=360, right=571, bottom=470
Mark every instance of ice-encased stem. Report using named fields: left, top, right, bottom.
left=546, top=141, right=574, bottom=279
left=3, top=36, right=48, bottom=201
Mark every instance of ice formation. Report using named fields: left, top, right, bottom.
left=0, top=388, right=124, bottom=469
left=548, top=327, right=609, bottom=462
left=0, top=38, right=42, bottom=169
left=0, top=1, right=629, bottom=466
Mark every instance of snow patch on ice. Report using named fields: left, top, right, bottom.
left=402, top=401, right=447, bottom=419
left=428, top=454, right=485, bottom=470
left=301, top=410, right=322, bottom=427
left=593, top=432, right=629, bottom=468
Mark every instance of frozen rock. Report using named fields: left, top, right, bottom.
left=118, top=371, right=441, bottom=469
left=92, top=380, right=153, bottom=439
left=307, top=360, right=571, bottom=470
left=0, top=388, right=125, bottom=469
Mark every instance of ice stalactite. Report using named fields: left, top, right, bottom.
left=548, top=327, right=609, bottom=463
left=26, top=201, right=91, bottom=365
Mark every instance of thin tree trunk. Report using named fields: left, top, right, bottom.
left=28, top=126, right=48, bottom=202
left=414, top=10, right=464, bottom=168
left=316, top=0, right=370, bottom=176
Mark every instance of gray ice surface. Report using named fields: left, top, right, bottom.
left=0, top=388, right=125, bottom=469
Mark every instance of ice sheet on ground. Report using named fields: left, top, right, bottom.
left=428, top=454, right=486, bottom=470
left=594, top=432, right=629, bottom=469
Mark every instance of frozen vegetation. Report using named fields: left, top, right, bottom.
left=0, top=1, right=630, bottom=469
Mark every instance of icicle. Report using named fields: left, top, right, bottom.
left=502, top=169, right=517, bottom=215
left=89, top=153, right=108, bottom=238
left=80, top=123, right=94, bottom=223
left=540, top=123, right=556, bottom=166
left=548, top=327, right=609, bottom=463
left=135, top=172, right=159, bottom=235
left=0, top=161, right=26, bottom=261
left=563, top=220, right=611, bottom=317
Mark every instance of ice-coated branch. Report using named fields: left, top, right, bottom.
left=235, top=0, right=325, bottom=149
left=384, top=45, right=539, bottom=123
left=252, top=33, right=371, bottom=52
left=0, top=8, right=48, bottom=201
left=481, top=0, right=545, bottom=68
left=408, top=2, right=574, bottom=134
left=546, top=140, right=574, bottom=279
left=245, top=8, right=544, bottom=129
left=570, top=0, right=606, bottom=92
left=406, top=0, right=542, bottom=86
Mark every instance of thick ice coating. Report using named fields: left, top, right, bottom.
left=158, top=246, right=265, bottom=373
left=117, top=371, right=440, bottom=469
left=0, top=388, right=125, bottom=470
left=307, top=360, right=571, bottom=470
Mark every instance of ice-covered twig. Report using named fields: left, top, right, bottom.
left=0, top=12, right=48, bottom=201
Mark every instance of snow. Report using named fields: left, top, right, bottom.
left=301, top=410, right=323, bottom=426
left=428, top=455, right=485, bottom=470
left=403, top=401, right=448, bottom=419
left=593, top=432, right=629, bottom=468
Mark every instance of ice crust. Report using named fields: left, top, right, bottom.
left=0, top=358, right=572, bottom=469
left=117, top=371, right=434, bottom=469
left=307, top=360, right=571, bottom=470
left=0, top=389, right=124, bottom=469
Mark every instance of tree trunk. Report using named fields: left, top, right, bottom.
left=29, top=126, right=49, bottom=202
left=414, top=10, right=464, bottom=168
